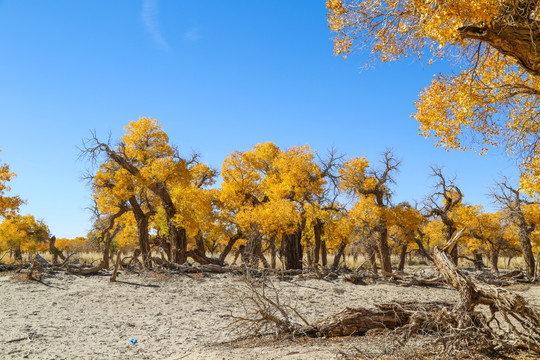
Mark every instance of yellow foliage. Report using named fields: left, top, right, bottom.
left=0, top=151, right=24, bottom=218
left=339, top=157, right=370, bottom=194
left=327, top=1, right=540, bottom=196
left=325, top=210, right=355, bottom=251
left=122, top=118, right=175, bottom=164
left=220, top=142, right=326, bottom=239
left=388, top=203, right=424, bottom=248
left=0, top=215, right=50, bottom=254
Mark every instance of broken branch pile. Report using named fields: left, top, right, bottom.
left=231, top=229, right=540, bottom=356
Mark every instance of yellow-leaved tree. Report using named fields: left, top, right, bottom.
left=220, top=142, right=330, bottom=269
left=340, top=150, right=400, bottom=274
left=84, top=117, right=212, bottom=265
left=0, top=150, right=23, bottom=219
left=388, top=202, right=425, bottom=271
left=327, top=0, right=540, bottom=195
left=0, top=215, right=50, bottom=261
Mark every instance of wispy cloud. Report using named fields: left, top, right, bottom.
left=141, top=0, right=170, bottom=50
left=184, top=26, right=202, bottom=42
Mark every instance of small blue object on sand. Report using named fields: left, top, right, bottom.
left=130, top=338, right=137, bottom=344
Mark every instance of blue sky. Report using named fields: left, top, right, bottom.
left=0, top=0, right=519, bottom=238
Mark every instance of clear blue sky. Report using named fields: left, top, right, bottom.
left=0, top=0, right=519, bottom=238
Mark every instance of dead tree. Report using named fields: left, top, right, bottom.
left=492, top=180, right=536, bottom=278
left=48, top=235, right=65, bottom=265
left=425, top=166, right=463, bottom=264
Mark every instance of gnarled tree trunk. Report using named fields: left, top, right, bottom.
left=377, top=227, right=392, bottom=273
left=367, top=245, right=378, bottom=274
left=472, top=250, right=485, bottom=271
left=398, top=244, right=407, bottom=272
left=313, top=219, right=324, bottom=265
left=129, top=196, right=153, bottom=267
left=489, top=246, right=500, bottom=274
left=332, top=242, right=346, bottom=269
left=518, top=226, right=536, bottom=278
left=321, top=240, right=328, bottom=267
left=281, top=226, right=303, bottom=270
left=219, top=233, right=242, bottom=265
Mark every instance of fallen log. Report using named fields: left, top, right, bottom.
left=66, top=262, right=106, bottom=275
left=497, top=269, right=524, bottom=280
left=305, top=302, right=454, bottom=337
left=0, top=263, right=19, bottom=272
left=185, top=250, right=223, bottom=266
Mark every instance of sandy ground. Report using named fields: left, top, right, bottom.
left=0, top=269, right=539, bottom=360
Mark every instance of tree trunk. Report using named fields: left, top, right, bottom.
left=414, top=237, right=433, bottom=262
left=536, top=251, right=540, bottom=282
left=332, top=242, right=346, bottom=269
left=489, top=247, right=500, bottom=274
left=367, top=245, right=378, bottom=274
left=128, top=196, right=153, bottom=267
left=281, top=227, right=303, bottom=270
left=313, top=219, right=323, bottom=265
left=398, top=244, right=407, bottom=272
left=172, top=226, right=187, bottom=264
left=137, top=216, right=151, bottom=266
left=306, top=247, right=313, bottom=267
left=13, top=247, right=22, bottom=262
left=518, top=227, right=536, bottom=278
left=459, top=23, right=540, bottom=78
left=507, top=255, right=514, bottom=269
left=244, top=227, right=263, bottom=268
left=321, top=240, right=328, bottom=267
left=377, top=227, right=392, bottom=274
left=196, top=232, right=205, bottom=254
left=219, top=233, right=241, bottom=265
left=103, top=236, right=112, bottom=269
left=110, top=249, right=123, bottom=282
left=270, top=237, right=277, bottom=269
left=472, top=250, right=484, bottom=270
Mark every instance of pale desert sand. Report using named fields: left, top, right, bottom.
left=0, top=269, right=539, bottom=360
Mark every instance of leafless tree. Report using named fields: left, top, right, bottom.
left=424, top=166, right=463, bottom=264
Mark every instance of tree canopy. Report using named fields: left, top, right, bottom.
left=327, top=0, right=540, bottom=195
